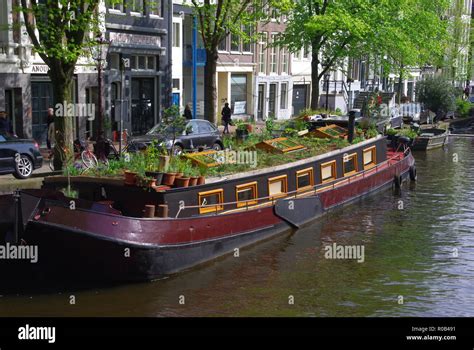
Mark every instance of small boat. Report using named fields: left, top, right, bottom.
left=411, top=128, right=449, bottom=151
left=0, top=136, right=416, bottom=283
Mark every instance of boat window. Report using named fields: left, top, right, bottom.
left=236, top=182, right=258, bottom=207
left=343, top=153, right=358, bottom=176
left=296, top=167, right=314, bottom=192
left=198, top=189, right=224, bottom=214
left=268, top=175, right=288, bottom=199
left=320, top=160, right=336, bottom=183
left=363, top=146, right=377, bottom=169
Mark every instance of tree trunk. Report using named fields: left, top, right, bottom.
left=204, top=50, right=218, bottom=125
left=50, top=75, right=74, bottom=171
left=310, top=51, right=320, bottom=111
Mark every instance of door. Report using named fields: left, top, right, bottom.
left=180, top=120, right=200, bottom=150
left=131, top=78, right=155, bottom=135
left=292, top=84, right=308, bottom=116
left=31, top=82, right=53, bottom=144
left=257, top=84, right=265, bottom=120
left=269, top=83, right=277, bottom=117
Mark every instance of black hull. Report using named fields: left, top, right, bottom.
left=2, top=221, right=292, bottom=283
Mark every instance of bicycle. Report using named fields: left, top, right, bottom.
left=48, top=131, right=98, bottom=171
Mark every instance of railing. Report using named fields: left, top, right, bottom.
left=174, top=148, right=409, bottom=218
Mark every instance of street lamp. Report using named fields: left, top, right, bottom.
left=347, top=77, right=354, bottom=110
left=90, top=33, right=111, bottom=159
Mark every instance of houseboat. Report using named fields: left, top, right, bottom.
left=0, top=135, right=416, bottom=283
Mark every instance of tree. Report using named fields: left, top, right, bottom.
left=189, top=0, right=290, bottom=124
left=188, top=0, right=253, bottom=124
left=17, top=0, right=102, bottom=169
left=277, top=0, right=449, bottom=110
left=415, top=76, right=456, bottom=117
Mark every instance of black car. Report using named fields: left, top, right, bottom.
left=0, top=133, right=43, bottom=179
left=128, top=119, right=224, bottom=154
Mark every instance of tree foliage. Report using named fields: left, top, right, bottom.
left=16, top=0, right=104, bottom=169
left=415, top=76, right=456, bottom=115
left=276, top=0, right=450, bottom=109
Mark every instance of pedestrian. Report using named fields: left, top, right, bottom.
left=183, top=104, right=193, bottom=120
left=46, top=107, right=55, bottom=150
left=221, top=102, right=232, bottom=134
left=0, top=111, right=13, bottom=135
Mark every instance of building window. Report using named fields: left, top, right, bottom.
left=259, top=32, right=267, bottom=74
left=109, top=53, right=120, bottom=70
left=268, top=175, right=288, bottom=199
left=303, top=45, right=310, bottom=59
left=280, top=83, right=287, bottom=110
left=108, top=0, right=124, bottom=11
left=138, top=56, right=146, bottom=69
left=320, top=160, right=336, bottom=183
left=281, top=48, right=288, bottom=74
left=130, top=0, right=144, bottom=13
left=198, top=189, right=224, bottom=214
left=231, top=34, right=240, bottom=52
left=217, top=35, right=226, bottom=51
left=363, top=146, right=376, bottom=169
left=147, top=0, right=161, bottom=16
left=270, top=34, right=278, bottom=73
left=147, top=56, right=155, bottom=70
left=236, top=182, right=258, bottom=207
left=269, top=83, right=276, bottom=116
left=242, top=25, right=252, bottom=52
left=296, top=167, right=314, bottom=192
left=173, top=22, right=180, bottom=47
left=343, top=153, right=358, bottom=176
left=130, top=55, right=156, bottom=70
left=231, top=74, right=247, bottom=115
left=172, top=79, right=180, bottom=90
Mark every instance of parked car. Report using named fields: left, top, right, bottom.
left=0, top=132, right=43, bottom=179
left=128, top=119, right=224, bottom=155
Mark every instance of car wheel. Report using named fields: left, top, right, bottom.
left=13, top=155, right=33, bottom=179
left=172, top=145, right=183, bottom=156
left=212, top=142, right=223, bottom=151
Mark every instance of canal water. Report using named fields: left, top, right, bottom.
left=1, top=138, right=473, bottom=317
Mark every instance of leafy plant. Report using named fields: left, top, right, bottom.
left=456, top=98, right=472, bottom=118
left=415, top=76, right=457, bottom=116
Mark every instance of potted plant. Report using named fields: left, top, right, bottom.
left=187, top=165, right=200, bottom=186
left=197, top=164, right=207, bottom=185
left=144, top=141, right=164, bottom=185
left=235, top=120, right=249, bottom=140
left=124, top=170, right=138, bottom=186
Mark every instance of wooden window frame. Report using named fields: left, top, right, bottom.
left=363, top=146, right=377, bottom=170
left=268, top=175, right=288, bottom=199
left=296, top=167, right=314, bottom=192
left=198, top=189, right=224, bottom=214
left=236, top=182, right=258, bottom=208
left=320, top=160, right=337, bottom=183
left=343, top=153, right=359, bottom=176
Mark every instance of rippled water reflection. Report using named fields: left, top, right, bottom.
left=1, top=138, right=473, bottom=317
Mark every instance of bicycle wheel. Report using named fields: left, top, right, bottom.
left=81, top=151, right=98, bottom=169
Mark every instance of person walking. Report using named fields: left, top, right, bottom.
left=183, top=104, right=193, bottom=120
left=46, top=107, right=55, bottom=150
left=0, top=111, right=13, bottom=135
left=221, top=103, right=232, bottom=134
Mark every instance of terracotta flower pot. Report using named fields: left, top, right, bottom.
left=162, top=172, right=177, bottom=186
left=174, top=177, right=190, bottom=188
left=189, top=176, right=199, bottom=186
left=197, top=176, right=205, bottom=185
left=145, top=171, right=164, bottom=185
left=124, top=171, right=137, bottom=186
